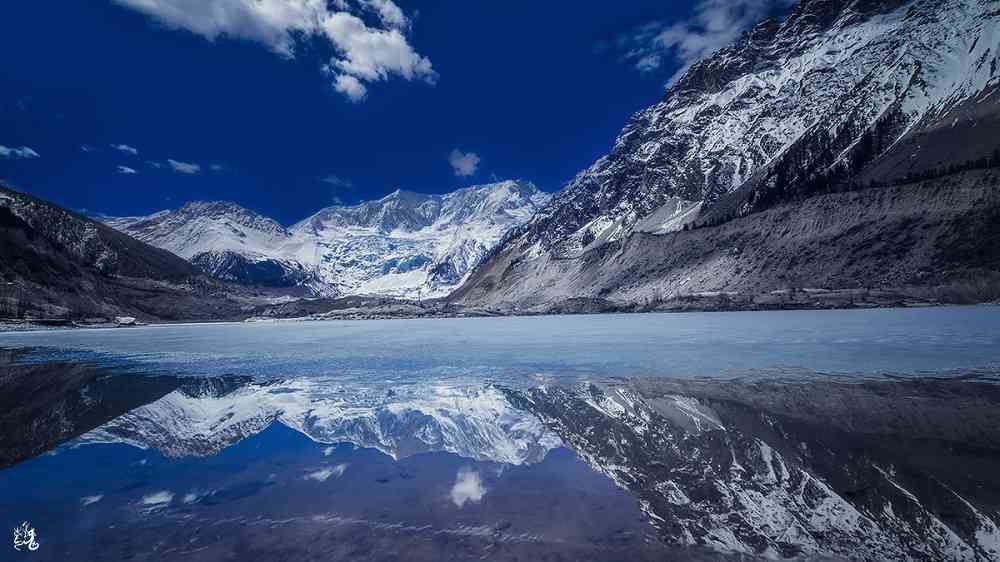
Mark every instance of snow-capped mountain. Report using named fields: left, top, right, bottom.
left=104, top=180, right=548, bottom=298
left=455, top=0, right=1000, bottom=307
left=286, top=181, right=549, bottom=298
left=102, top=201, right=314, bottom=288
left=78, top=377, right=561, bottom=466
left=529, top=0, right=999, bottom=254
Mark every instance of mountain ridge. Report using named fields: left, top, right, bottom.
left=454, top=0, right=1000, bottom=309
left=103, top=180, right=550, bottom=299
left=0, top=184, right=252, bottom=321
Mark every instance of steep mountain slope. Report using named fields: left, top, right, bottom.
left=0, top=185, right=246, bottom=320
left=286, top=181, right=549, bottom=298
left=455, top=170, right=1000, bottom=308
left=456, top=0, right=1000, bottom=308
left=105, top=180, right=549, bottom=299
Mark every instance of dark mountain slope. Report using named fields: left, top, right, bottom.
left=453, top=169, right=1000, bottom=309
left=0, top=185, right=246, bottom=321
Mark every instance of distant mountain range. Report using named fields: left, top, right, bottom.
left=103, top=180, right=549, bottom=299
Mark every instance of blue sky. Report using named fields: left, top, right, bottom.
left=0, top=0, right=789, bottom=224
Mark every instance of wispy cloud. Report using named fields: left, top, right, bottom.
left=448, top=149, right=480, bottom=177
left=322, top=174, right=357, bottom=204
left=322, top=174, right=353, bottom=188
left=111, top=0, right=436, bottom=102
left=209, top=163, right=225, bottom=172
left=116, top=165, right=138, bottom=175
left=621, top=0, right=793, bottom=85
left=167, top=158, right=200, bottom=174
left=80, top=494, right=104, bottom=506
left=81, top=144, right=95, bottom=153
left=0, top=145, right=40, bottom=159
left=111, top=143, right=139, bottom=155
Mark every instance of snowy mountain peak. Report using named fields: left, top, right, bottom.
left=103, top=200, right=291, bottom=261
left=283, top=180, right=550, bottom=298
left=103, top=180, right=550, bottom=298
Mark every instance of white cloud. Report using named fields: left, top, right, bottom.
left=365, top=0, right=407, bottom=29
left=448, top=149, right=480, bottom=177
left=112, top=0, right=435, bottom=102
left=111, top=143, right=139, bottom=155
left=117, top=165, right=139, bottom=174
left=304, top=463, right=348, bottom=482
left=0, top=145, right=40, bottom=159
left=450, top=467, right=486, bottom=508
left=146, top=160, right=164, bottom=168
left=81, top=144, right=94, bottom=153
left=333, top=74, right=367, bottom=102
left=622, top=0, right=793, bottom=84
left=80, top=494, right=104, bottom=506
left=209, top=163, right=225, bottom=172
left=167, top=158, right=201, bottom=174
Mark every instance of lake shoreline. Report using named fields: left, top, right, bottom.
left=2, top=295, right=998, bottom=333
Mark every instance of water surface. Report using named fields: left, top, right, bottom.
left=3, top=307, right=1000, bottom=561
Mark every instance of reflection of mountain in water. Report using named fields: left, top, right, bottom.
left=76, top=377, right=561, bottom=466
left=6, top=349, right=1000, bottom=561
left=0, top=353, right=184, bottom=468
left=503, top=375, right=1000, bottom=561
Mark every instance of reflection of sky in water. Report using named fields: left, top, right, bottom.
left=2, top=425, right=671, bottom=561
left=2, top=307, right=1000, bottom=383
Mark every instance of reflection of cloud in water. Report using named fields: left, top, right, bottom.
left=304, top=463, right=348, bottom=483
left=141, top=490, right=173, bottom=506
left=450, top=466, right=486, bottom=508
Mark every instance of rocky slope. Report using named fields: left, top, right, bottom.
left=0, top=185, right=249, bottom=320
left=105, top=180, right=549, bottom=299
left=455, top=0, right=1000, bottom=308
left=455, top=169, right=1000, bottom=308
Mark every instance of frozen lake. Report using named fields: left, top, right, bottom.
left=2, top=306, right=1000, bottom=383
